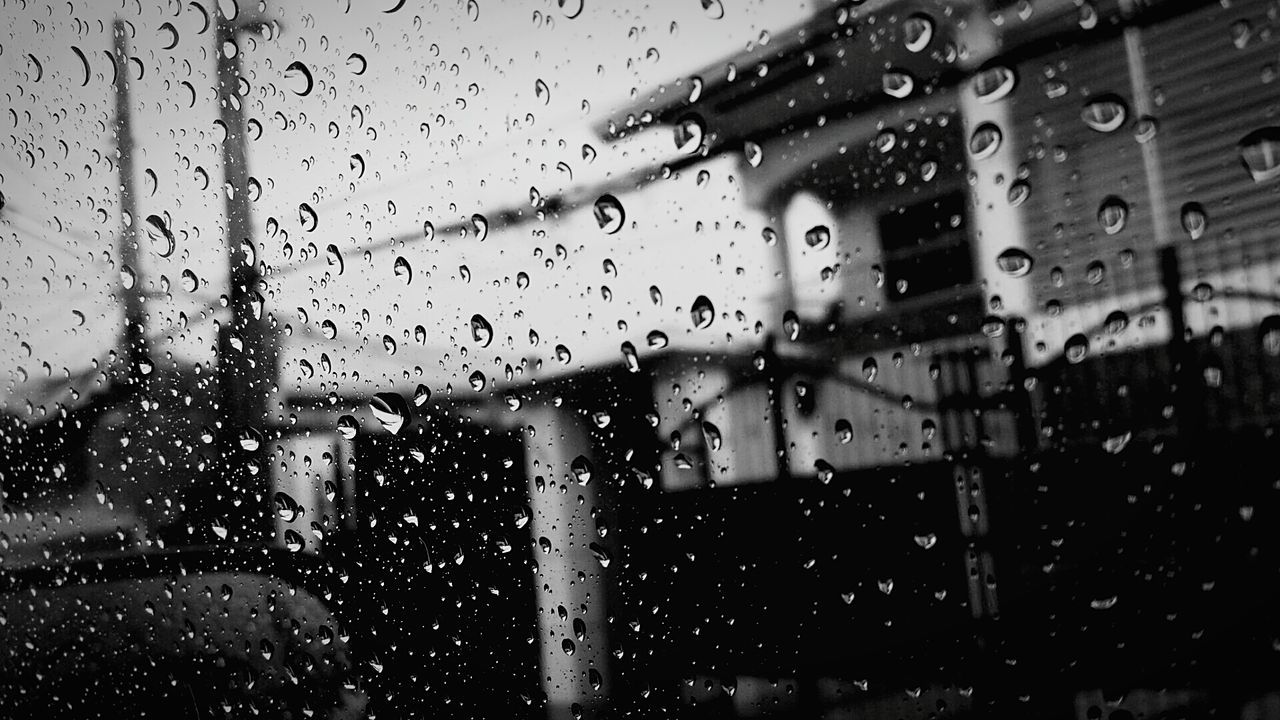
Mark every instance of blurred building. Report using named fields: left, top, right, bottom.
left=7, top=0, right=1280, bottom=719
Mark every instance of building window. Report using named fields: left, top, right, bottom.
left=877, top=191, right=973, bottom=301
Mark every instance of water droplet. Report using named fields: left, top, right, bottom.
left=143, top=214, right=176, bottom=257
left=701, top=0, right=724, bottom=20
left=1085, top=260, right=1106, bottom=285
left=347, top=52, right=367, bottom=75
left=321, top=319, right=338, bottom=340
left=972, top=66, right=1017, bottom=103
left=1104, top=310, right=1130, bottom=335
left=903, top=14, right=933, bottom=52
left=969, top=122, right=1002, bottom=159
left=646, top=330, right=669, bottom=348
left=1097, top=196, right=1129, bottom=235
left=882, top=70, right=915, bottom=99
left=701, top=421, right=722, bottom=451
left=325, top=244, right=345, bottom=274
left=382, top=335, right=398, bottom=355
left=674, top=114, right=705, bottom=154
left=1261, top=316, right=1280, bottom=356
left=1007, top=180, right=1031, bottom=207
left=159, top=22, right=180, bottom=50
left=558, top=0, right=583, bottom=19
left=1081, top=95, right=1128, bottom=133
left=555, top=344, right=572, bottom=364
left=620, top=341, right=640, bottom=372
left=534, top=78, right=551, bottom=104
left=469, top=370, right=487, bottom=391
left=649, top=285, right=663, bottom=306
left=914, top=533, right=937, bottom=549
left=1238, top=127, right=1280, bottom=182
left=1065, top=334, right=1090, bottom=364
left=1180, top=202, right=1207, bottom=240
left=690, top=295, right=715, bottom=329
left=370, top=392, right=411, bottom=435
left=571, top=455, right=593, bottom=484
left=593, top=194, right=625, bottom=234
left=283, top=529, right=305, bottom=552
left=470, top=314, right=494, bottom=347
left=804, top=225, right=831, bottom=249
left=995, top=247, right=1034, bottom=277
left=1134, top=115, right=1159, bottom=143
left=413, top=384, right=432, bottom=407
left=744, top=141, right=763, bottom=167
left=238, top=427, right=262, bottom=451
left=783, top=310, right=801, bottom=341
left=274, top=491, right=301, bottom=522
left=284, top=61, right=314, bottom=96
left=393, top=256, right=412, bottom=284
left=181, top=269, right=198, bottom=292
left=862, top=357, right=879, bottom=382
left=876, top=129, right=896, bottom=153
left=299, top=202, right=318, bottom=231
left=835, top=419, right=853, bottom=444
left=471, top=213, right=489, bottom=241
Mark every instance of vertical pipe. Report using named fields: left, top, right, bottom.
left=523, top=403, right=612, bottom=720
left=112, top=20, right=148, bottom=386
left=215, top=14, right=275, bottom=541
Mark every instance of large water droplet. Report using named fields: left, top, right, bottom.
left=299, top=202, right=318, bottom=231
left=620, top=341, right=640, bottom=372
left=1064, top=334, right=1090, bottom=364
left=1081, top=95, right=1128, bottom=133
left=393, top=256, right=412, bottom=284
left=902, top=14, right=933, bottom=52
left=1097, top=196, right=1129, bottom=235
left=370, top=392, right=411, bottom=435
left=969, top=122, right=1003, bottom=159
left=143, top=214, right=176, bottom=257
left=972, top=66, right=1017, bottom=103
left=1180, top=202, right=1207, bottom=240
left=470, top=314, right=494, bottom=347
left=995, top=247, right=1034, bottom=277
left=471, top=213, right=489, bottom=241
left=1238, top=127, right=1280, bottom=182
left=882, top=70, right=915, bottom=99
left=571, top=455, right=594, bottom=484
left=593, top=194, right=625, bottom=234
left=274, top=491, right=301, bottom=522
left=674, top=114, right=705, bottom=154
left=326, top=243, right=345, bottom=274
left=284, top=61, right=314, bottom=96
left=238, top=427, right=262, bottom=451
left=690, top=295, right=715, bottom=329
left=804, top=225, right=831, bottom=249
left=701, top=421, right=722, bottom=451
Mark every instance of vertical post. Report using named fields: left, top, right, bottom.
left=1160, top=246, right=1194, bottom=433
left=523, top=403, right=612, bottom=720
left=215, top=13, right=275, bottom=541
left=113, top=20, right=149, bottom=388
left=763, top=334, right=791, bottom=481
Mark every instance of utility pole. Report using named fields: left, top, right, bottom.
left=215, top=12, right=276, bottom=542
left=113, top=19, right=149, bottom=389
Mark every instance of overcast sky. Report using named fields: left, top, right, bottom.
left=1, top=0, right=819, bottom=414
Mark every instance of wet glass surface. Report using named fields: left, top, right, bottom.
left=5, top=0, right=1280, bottom=718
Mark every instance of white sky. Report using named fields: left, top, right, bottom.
left=1, top=0, right=819, bottom=414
